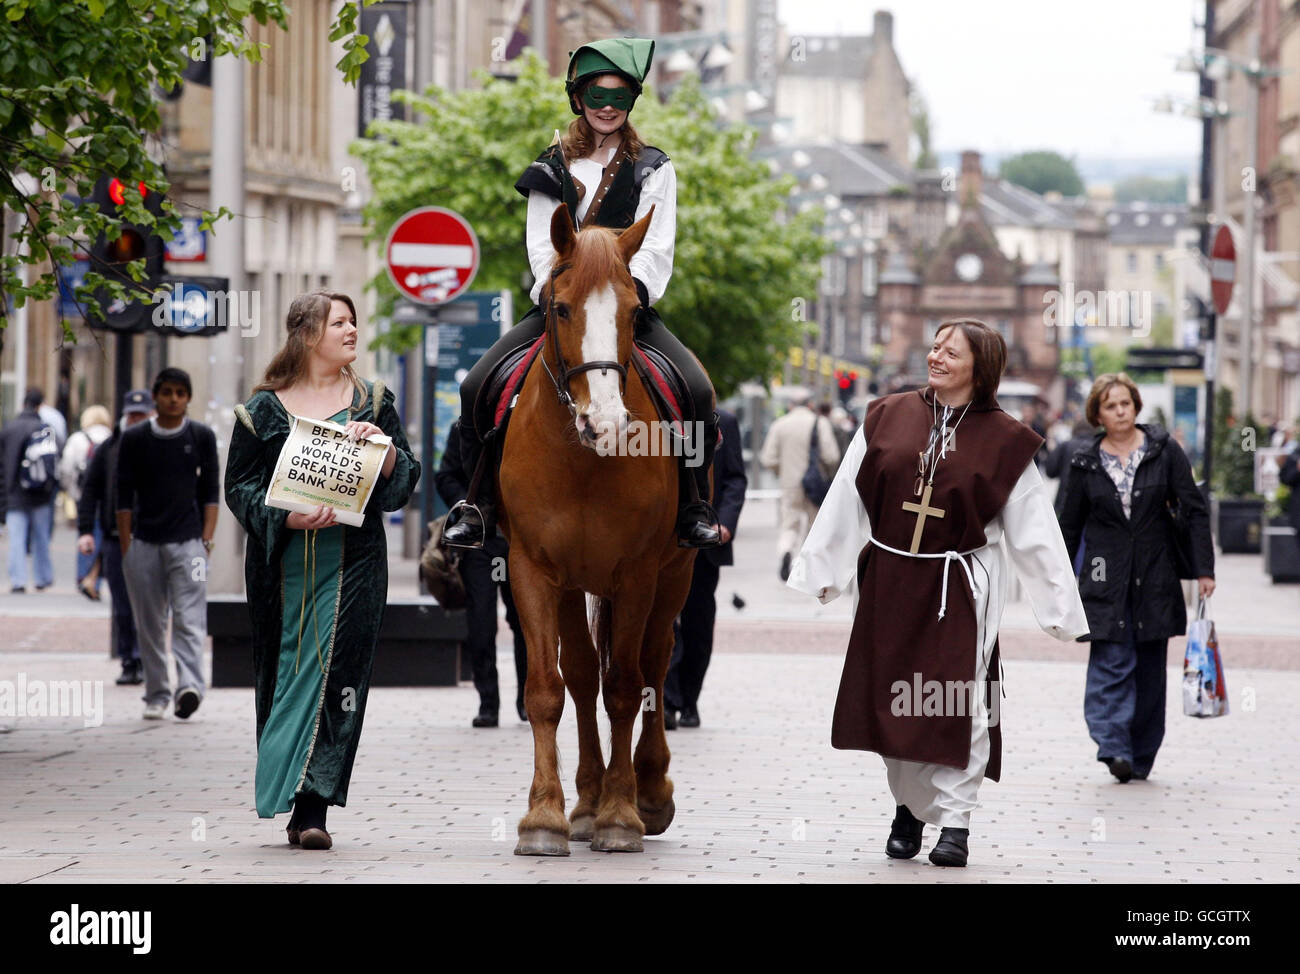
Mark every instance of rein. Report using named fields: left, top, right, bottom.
left=539, top=260, right=630, bottom=416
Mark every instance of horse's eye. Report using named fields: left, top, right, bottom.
left=555, top=303, right=570, bottom=319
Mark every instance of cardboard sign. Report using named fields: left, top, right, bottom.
left=265, top=415, right=392, bottom=527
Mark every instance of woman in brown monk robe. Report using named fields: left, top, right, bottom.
left=788, top=318, right=1088, bottom=867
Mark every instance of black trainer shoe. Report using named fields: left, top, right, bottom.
left=115, top=661, right=142, bottom=686
left=1105, top=757, right=1134, bottom=783
left=175, top=687, right=201, bottom=720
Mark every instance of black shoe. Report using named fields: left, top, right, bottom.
left=676, top=503, right=721, bottom=549
left=928, top=827, right=969, bottom=867
left=472, top=708, right=499, bottom=728
left=779, top=553, right=792, bottom=582
left=10, top=586, right=24, bottom=594
left=516, top=699, right=528, bottom=722
left=115, top=661, right=142, bottom=686
left=442, top=503, right=486, bottom=549
left=1105, top=757, right=1134, bottom=783
left=663, top=708, right=678, bottom=730
left=885, top=805, right=924, bottom=859
left=678, top=705, right=700, bottom=728
left=35, top=583, right=51, bottom=591
left=174, top=687, right=201, bottom=720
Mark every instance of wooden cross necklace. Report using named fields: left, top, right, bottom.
left=901, top=396, right=971, bottom=553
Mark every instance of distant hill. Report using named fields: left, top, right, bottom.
left=935, top=150, right=1197, bottom=192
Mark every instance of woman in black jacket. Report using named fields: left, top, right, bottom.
left=1058, top=374, right=1215, bottom=783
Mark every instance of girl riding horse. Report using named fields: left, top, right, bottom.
left=442, top=36, right=720, bottom=550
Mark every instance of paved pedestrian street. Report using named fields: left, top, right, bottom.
left=1, top=503, right=1296, bottom=884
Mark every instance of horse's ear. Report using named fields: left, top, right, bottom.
left=618, top=205, right=654, bottom=266
left=551, top=203, right=576, bottom=258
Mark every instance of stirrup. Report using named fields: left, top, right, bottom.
left=441, top=500, right=486, bottom=550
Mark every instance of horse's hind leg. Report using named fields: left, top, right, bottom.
left=558, top=590, right=603, bottom=842
left=634, top=558, right=694, bottom=836
left=591, top=586, right=655, bottom=853
left=510, top=552, right=570, bottom=856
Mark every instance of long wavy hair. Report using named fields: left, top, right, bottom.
left=561, top=77, right=646, bottom=164
left=253, top=290, right=367, bottom=403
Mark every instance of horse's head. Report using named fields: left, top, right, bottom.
left=542, top=202, right=655, bottom=453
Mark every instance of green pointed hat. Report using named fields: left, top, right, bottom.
left=565, top=37, right=655, bottom=114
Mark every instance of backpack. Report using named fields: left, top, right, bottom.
left=18, top=425, right=59, bottom=497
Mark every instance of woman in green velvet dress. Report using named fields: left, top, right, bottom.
left=224, top=290, right=419, bottom=850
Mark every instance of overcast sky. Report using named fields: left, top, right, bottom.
left=775, top=0, right=1205, bottom=163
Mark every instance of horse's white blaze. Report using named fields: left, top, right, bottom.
left=580, top=283, right=627, bottom=451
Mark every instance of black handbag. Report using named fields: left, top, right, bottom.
left=801, top=419, right=832, bottom=506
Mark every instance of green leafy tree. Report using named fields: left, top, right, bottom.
left=1212, top=386, right=1264, bottom=498
left=0, top=0, right=373, bottom=332
left=351, top=54, right=826, bottom=398
left=998, top=150, right=1085, bottom=197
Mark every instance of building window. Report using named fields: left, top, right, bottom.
left=861, top=312, right=876, bottom=356
left=1155, top=252, right=1165, bottom=271
left=879, top=319, right=892, bottom=344
left=866, top=205, right=886, bottom=239
left=1126, top=251, right=1137, bottom=273
left=822, top=255, right=845, bottom=296
left=862, top=255, right=877, bottom=296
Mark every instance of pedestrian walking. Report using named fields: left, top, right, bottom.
left=61, top=404, right=113, bottom=598
left=78, top=391, right=152, bottom=684
left=440, top=36, right=722, bottom=551
left=1043, top=416, right=1098, bottom=517
left=224, top=291, right=419, bottom=850
left=788, top=319, right=1087, bottom=867
left=1, top=387, right=62, bottom=593
left=116, top=368, right=220, bottom=722
left=1057, top=373, right=1216, bottom=784
left=434, top=420, right=527, bottom=728
left=759, top=391, right=840, bottom=581
left=664, top=408, right=747, bottom=730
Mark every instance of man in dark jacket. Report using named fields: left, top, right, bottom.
left=665, top=408, right=748, bottom=729
left=1, top=387, right=62, bottom=592
left=435, top=421, right=528, bottom=727
left=77, top=390, right=153, bottom=685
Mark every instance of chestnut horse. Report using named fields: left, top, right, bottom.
left=499, top=203, right=705, bottom=855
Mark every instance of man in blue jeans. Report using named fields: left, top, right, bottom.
left=117, top=369, right=220, bottom=721
left=0, top=387, right=63, bottom=593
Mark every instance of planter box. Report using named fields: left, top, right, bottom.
left=1215, top=498, right=1264, bottom=554
left=1263, top=517, right=1300, bottom=584
left=208, top=596, right=468, bottom=687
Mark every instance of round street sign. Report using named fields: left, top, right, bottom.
left=1210, top=224, right=1235, bottom=316
left=385, top=206, right=480, bottom=307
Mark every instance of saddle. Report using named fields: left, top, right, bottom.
left=475, top=337, right=690, bottom=440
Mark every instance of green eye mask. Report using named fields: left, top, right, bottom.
left=582, top=84, right=636, bottom=112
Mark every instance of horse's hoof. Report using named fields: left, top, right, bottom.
left=514, top=829, right=571, bottom=856
left=569, top=814, right=596, bottom=842
left=590, top=824, right=644, bottom=853
left=638, top=798, right=675, bottom=836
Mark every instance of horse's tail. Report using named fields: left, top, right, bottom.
left=588, top=594, right=613, bottom=677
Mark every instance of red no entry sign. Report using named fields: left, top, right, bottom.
left=385, top=206, right=480, bottom=306
left=1210, top=224, right=1235, bottom=316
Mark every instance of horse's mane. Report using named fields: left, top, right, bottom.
left=564, top=227, right=635, bottom=299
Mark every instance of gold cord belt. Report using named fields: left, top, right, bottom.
left=294, top=528, right=326, bottom=675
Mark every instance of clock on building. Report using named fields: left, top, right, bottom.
left=955, top=253, right=982, bottom=282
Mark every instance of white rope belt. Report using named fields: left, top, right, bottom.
left=866, top=537, right=981, bottom=621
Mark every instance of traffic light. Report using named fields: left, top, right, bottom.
left=87, top=175, right=166, bottom=332
left=836, top=369, right=858, bottom=407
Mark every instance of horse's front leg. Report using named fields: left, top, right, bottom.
left=511, top=551, right=570, bottom=856
left=591, top=583, right=655, bottom=853
left=558, top=590, right=603, bottom=842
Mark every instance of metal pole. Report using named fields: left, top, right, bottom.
left=532, top=0, right=548, bottom=68
left=1238, top=31, right=1260, bottom=421
left=1200, top=0, right=1217, bottom=490
left=207, top=51, right=247, bottom=595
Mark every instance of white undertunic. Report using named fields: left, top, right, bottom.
left=526, top=154, right=677, bottom=305
left=787, top=426, right=1088, bottom=828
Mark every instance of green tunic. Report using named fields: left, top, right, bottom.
left=223, top=381, right=419, bottom=816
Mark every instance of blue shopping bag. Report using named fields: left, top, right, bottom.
left=1182, top=598, right=1228, bottom=718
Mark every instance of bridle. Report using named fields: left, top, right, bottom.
left=538, top=260, right=630, bottom=415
